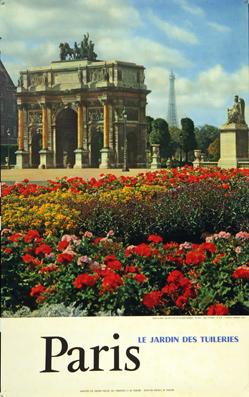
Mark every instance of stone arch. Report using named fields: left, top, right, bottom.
left=55, top=108, right=77, bottom=167
left=89, top=124, right=103, bottom=167
left=127, top=129, right=138, bottom=168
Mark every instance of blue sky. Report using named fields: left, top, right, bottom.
left=0, top=0, right=248, bottom=126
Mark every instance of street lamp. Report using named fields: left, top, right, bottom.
left=122, top=107, right=129, bottom=172
left=6, top=128, right=11, bottom=168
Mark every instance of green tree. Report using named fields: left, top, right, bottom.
left=208, top=137, right=220, bottom=161
left=146, top=116, right=154, bottom=149
left=169, top=126, right=182, bottom=158
left=181, top=118, right=196, bottom=162
left=149, top=118, right=171, bottom=158
left=195, top=124, right=219, bottom=155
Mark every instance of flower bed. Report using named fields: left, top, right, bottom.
left=2, top=229, right=249, bottom=316
left=2, top=168, right=249, bottom=242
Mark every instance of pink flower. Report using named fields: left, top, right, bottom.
left=83, top=231, right=93, bottom=238
left=179, top=242, right=192, bottom=250
left=234, top=246, right=242, bottom=254
left=77, top=255, right=91, bottom=266
left=106, top=230, right=115, bottom=237
left=89, top=261, right=102, bottom=271
left=1, top=228, right=12, bottom=235
left=235, top=231, right=249, bottom=240
left=216, top=231, right=231, bottom=239
left=61, top=234, right=78, bottom=243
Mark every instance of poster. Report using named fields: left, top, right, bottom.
left=1, top=1, right=249, bottom=397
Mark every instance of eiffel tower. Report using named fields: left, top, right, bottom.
left=167, top=71, right=178, bottom=128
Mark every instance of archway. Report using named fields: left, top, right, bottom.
left=56, top=108, right=77, bottom=167
left=90, top=126, right=103, bottom=167
left=31, top=129, right=41, bottom=168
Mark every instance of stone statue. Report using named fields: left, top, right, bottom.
left=74, top=42, right=81, bottom=59
left=18, top=74, right=23, bottom=87
left=42, top=73, right=48, bottom=86
left=103, top=64, right=109, bottom=82
left=78, top=68, right=83, bottom=85
left=87, top=40, right=97, bottom=61
left=59, top=34, right=98, bottom=61
left=59, top=43, right=66, bottom=60
left=227, top=95, right=246, bottom=124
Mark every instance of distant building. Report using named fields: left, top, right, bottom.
left=0, top=60, right=17, bottom=144
left=167, top=71, right=178, bottom=128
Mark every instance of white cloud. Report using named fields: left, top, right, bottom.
left=149, top=13, right=199, bottom=45
left=146, top=65, right=249, bottom=126
left=0, top=0, right=142, bottom=42
left=207, top=22, right=231, bottom=33
left=174, top=0, right=205, bottom=16
left=97, top=37, right=192, bottom=68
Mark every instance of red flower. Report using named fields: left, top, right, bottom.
left=57, top=240, right=69, bottom=251
left=22, top=253, right=41, bottom=266
left=24, top=230, right=40, bottom=243
left=125, top=265, right=137, bottom=273
left=143, top=291, right=162, bottom=309
left=107, top=260, right=122, bottom=271
left=74, top=273, right=99, bottom=288
left=199, top=242, right=217, bottom=254
left=167, top=270, right=184, bottom=283
left=163, top=242, right=179, bottom=250
left=30, top=284, right=46, bottom=297
left=232, top=266, right=249, bottom=280
left=212, top=253, right=225, bottom=264
left=161, top=283, right=178, bottom=295
left=207, top=303, right=229, bottom=315
left=57, top=253, right=74, bottom=263
left=133, top=243, right=152, bottom=257
left=93, top=237, right=102, bottom=245
left=4, top=247, right=12, bottom=254
left=176, top=295, right=188, bottom=308
left=35, top=244, right=53, bottom=256
left=134, top=274, right=147, bottom=283
left=8, top=233, right=22, bottom=242
left=148, top=234, right=163, bottom=244
left=101, top=271, right=123, bottom=293
left=39, top=264, right=58, bottom=273
left=104, top=255, right=117, bottom=263
left=185, top=250, right=206, bottom=265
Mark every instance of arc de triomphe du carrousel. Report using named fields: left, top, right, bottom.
left=15, top=34, right=150, bottom=169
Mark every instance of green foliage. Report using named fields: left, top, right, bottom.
left=146, top=115, right=154, bottom=149
left=77, top=179, right=249, bottom=244
left=208, top=137, right=220, bottom=161
left=195, top=125, right=219, bottom=155
left=181, top=118, right=196, bottom=160
left=149, top=118, right=171, bottom=158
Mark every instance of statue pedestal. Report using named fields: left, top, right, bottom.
left=193, top=149, right=202, bottom=168
left=38, top=150, right=53, bottom=169
left=99, top=148, right=110, bottom=169
left=150, top=144, right=161, bottom=169
left=15, top=150, right=29, bottom=169
left=74, top=149, right=89, bottom=168
left=218, top=123, right=249, bottom=169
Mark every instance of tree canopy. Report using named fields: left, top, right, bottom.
left=195, top=124, right=219, bottom=154
left=149, top=118, right=171, bottom=158
left=180, top=117, right=196, bottom=161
